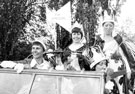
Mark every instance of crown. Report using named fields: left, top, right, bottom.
left=90, top=48, right=107, bottom=68
left=102, top=10, right=115, bottom=25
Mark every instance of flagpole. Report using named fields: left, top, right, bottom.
left=55, top=23, right=57, bottom=50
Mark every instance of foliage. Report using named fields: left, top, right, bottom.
left=47, top=0, right=70, bottom=10
left=0, top=0, right=36, bottom=60
left=8, top=42, right=32, bottom=60
left=75, top=0, right=99, bottom=46
left=24, top=1, right=56, bottom=50
left=24, top=2, right=48, bottom=41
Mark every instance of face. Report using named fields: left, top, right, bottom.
left=95, top=60, right=107, bottom=72
left=103, top=22, right=114, bottom=36
left=31, top=45, right=44, bottom=59
left=72, top=32, right=82, bottom=43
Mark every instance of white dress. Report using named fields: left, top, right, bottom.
left=103, top=37, right=130, bottom=72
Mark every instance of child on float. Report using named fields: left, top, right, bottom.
left=90, top=51, right=119, bottom=94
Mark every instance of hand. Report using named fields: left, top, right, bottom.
left=106, top=68, right=114, bottom=76
left=126, top=70, right=131, bottom=79
left=66, top=65, right=76, bottom=71
left=106, top=68, right=114, bottom=81
left=0, top=61, right=16, bottom=68
left=55, top=64, right=64, bottom=70
left=14, top=63, right=24, bottom=73
left=67, top=56, right=73, bottom=64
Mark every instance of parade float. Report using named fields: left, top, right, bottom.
left=0, top=0, right=135, bottom=94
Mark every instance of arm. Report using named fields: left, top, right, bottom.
left=0, top=60, right=25, bottom=73
left=15, top=59, right=31, bottom=69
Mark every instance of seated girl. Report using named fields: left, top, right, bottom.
left=90, top=51, right=119, bottom=94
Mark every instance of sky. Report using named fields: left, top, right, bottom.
left=118, top=0, right=135, bottom=34
left=120, top=0, right=135, bottom=19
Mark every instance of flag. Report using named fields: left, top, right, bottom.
left=53, top=2, right=72, bottom=32
left=46, top=5, right=56, bottom=23
left=46, top=2, right=72, bottom=32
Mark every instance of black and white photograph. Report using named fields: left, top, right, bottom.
left=0, top=0, right=135, bottom=94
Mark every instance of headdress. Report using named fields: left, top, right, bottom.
left=33, top=37, right=46, bottom=51
left=90, top=48, right=108, bottom=68
left=102, top=10, right=115, bottom=26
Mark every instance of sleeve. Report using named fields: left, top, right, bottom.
left=0, top=59, right=32, bottom=69
left=118, top=47, right=131, bottom=73
left=61, top=47, right=71, bottom=63
left=77, top=45, right=92, bottom=70
left=15, top=59, right=31, bottom=69
left=77, top=52, right=91, bottom=71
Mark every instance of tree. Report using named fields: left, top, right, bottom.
left=0, top=0, right=36, bottom=60
left=24, top=0, right=56, bottom=50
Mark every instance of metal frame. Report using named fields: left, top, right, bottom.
left=0, top=69, right=105, bottom=94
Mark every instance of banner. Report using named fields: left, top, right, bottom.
left=46, top=2, right=72, bottom=32
left=54, top=2, right=72, bottom=32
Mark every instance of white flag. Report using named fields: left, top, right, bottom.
left=46, top=2, right=72, bottom=32
left=56, top=2, right=71, bottom=32
left=46, top=5, right=56, bottom=23
left=53, top=2, right=72, bottom=32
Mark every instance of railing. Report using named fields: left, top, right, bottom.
left=0, top=68, right=105, bottom=94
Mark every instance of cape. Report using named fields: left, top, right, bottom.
left=114, top=34, right=135, bottom=69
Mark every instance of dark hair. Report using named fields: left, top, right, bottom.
left=72, top=27, right=83, bottom=38
left=32, top=42, right=45, bottom=51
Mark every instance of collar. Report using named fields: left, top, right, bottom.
left=30, top=58, right=50, bottom=69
